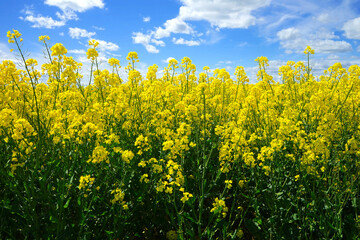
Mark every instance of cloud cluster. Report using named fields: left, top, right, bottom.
left=342, top=17, right=360, bottom=40
left=21, top=0, right=104, bottom=29
left=269, top=0, right=360, bottom=55
left=276, top=27, right=352, bottom=54
left=69, top=27, right=96, bottom=39
left=172, top=37, right=200, bottom=46
left=44, top=0, right=104, bottom=12
left=178, top=0, right=270, bottom=29
left=133, top=0, right=270, bottom=53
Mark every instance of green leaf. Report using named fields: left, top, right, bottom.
left=64, top=197, right=71, bottom=208
left=183, top=212, right=197, bottom=224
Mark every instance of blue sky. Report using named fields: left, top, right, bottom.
left=1, top=0, right=360, bottom=82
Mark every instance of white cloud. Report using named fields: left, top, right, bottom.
left=69, top=27, right=96, bottom=39
left=132, top=32, right=160, bottom=53
left=59, top=32, right=64, bottom=36
left=316, top=13, right=330, bottom=24
left=133, top=0, right=270, bottom=51
left=143, top=16, right=151, bottom=22
left=93, top=26, right=105, bottom=31
left=68, top=49, right=86, bottom=55
left=172, top=37, right=200, bottom=46
left=20, top=6, right=77, bottom=28
left=151, top=39, right=165, bottom=47
left=56, top=10, right=78, bottom=21
left=342, top=17, right=360, bottom=40
left=44, top=0, right=104, bottom=12
left=21, top=0, right=104, bottom=29
left=312, top=40, right=352, bottom=53
left=357, top=45, right=360, bottom=52
left=277, top=27, right=352, bottom=54
left=154, top=17, right=194, bottom=39
left=20, top=13, right=66, bottom=28
left=277, top=27, right=300, bottom=40
left=217, top=60, right=233, bottom=65
left=178, top=0, right=271, bottom=29
left=92, top=39, right=120, bottom=52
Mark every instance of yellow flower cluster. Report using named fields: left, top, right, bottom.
left=111, top=188, right=128, bottom=209
left=180, top=190, right=193, bottom=203
left=210, top=197, right=228, bottom=218
left=88, top=145, right=109, bottom=164
left=2, top=31, right=360, bottom=238
left=51, top=43, right=67, bottom=56
left=7, top=29, right=22, bottom=43
left=38, top=35, right=50, bottom=43
left=304, top=45, right=315, bottom=55
left=79, top=175, right=95, bottom=190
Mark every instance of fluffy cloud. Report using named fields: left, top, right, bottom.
left=312, top=40, right=352, bottom=53
left=21, top=0, right=104, bottom=28
left=132, top=32, right=162, bottom=53
left=151, top=0, right=270, bottom=39
left=133, top=0, right=270, bottom=52
left=154, top=18, right=194, bottom=39
left=143, top=16, right=151, bottom=22
left=342, top=17, right=360, bottom=40
left=172, top=37, right=200, bottom=46
left=68, top=49, right=87, bottom=55
left=178, top=0, right=271, bottom=29
left=151, top=39, right=165, bottom=47
left=69, top=27, right=96, bottom=39
left=20, top=9, right=68, bottom=29
left=277, top=27, right=352, bottom=54
left=277, top=27, right=300, bottom=40
left=93, top=39, right=120, bottom=52
left=21, top=15, right=65, bottom=29
left=44, top=0, right=104, bottom=12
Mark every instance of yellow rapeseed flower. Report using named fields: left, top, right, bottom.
left=304, top=46, right=315, bottom=54
left=50, top=43, right=67, bottom=56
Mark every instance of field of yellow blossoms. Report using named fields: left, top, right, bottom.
left=1, top=30, right=360, bottom=239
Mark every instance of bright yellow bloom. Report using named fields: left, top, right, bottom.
left=210, top=197, right=228, bottom=218
left=87, top=48, right=99, bottom=60
left=111, top=188, right=126, bottom=206
left=121, top=150, right=134, bottom=164
left=88, top=145, right=109, bottom=164
left=108, top=57, right=120, bottom=67
left=7, top=29, right=22, bottom=43
left=126, top=51, right=139, bottom=61
left=88, top=39, right=99, bottom=47
left=304, top=45, right=315, bottom=54
left=180, top=192, right=193, bottom=203
left=225, top=179, right=233, bottom=189
left=38, top=35, right=50, bottom=43
left=79, top=175, right=95, bottom=190
left=140, top=174, right=149, bottom=183
left=51, top=43, right=67, bottom=56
